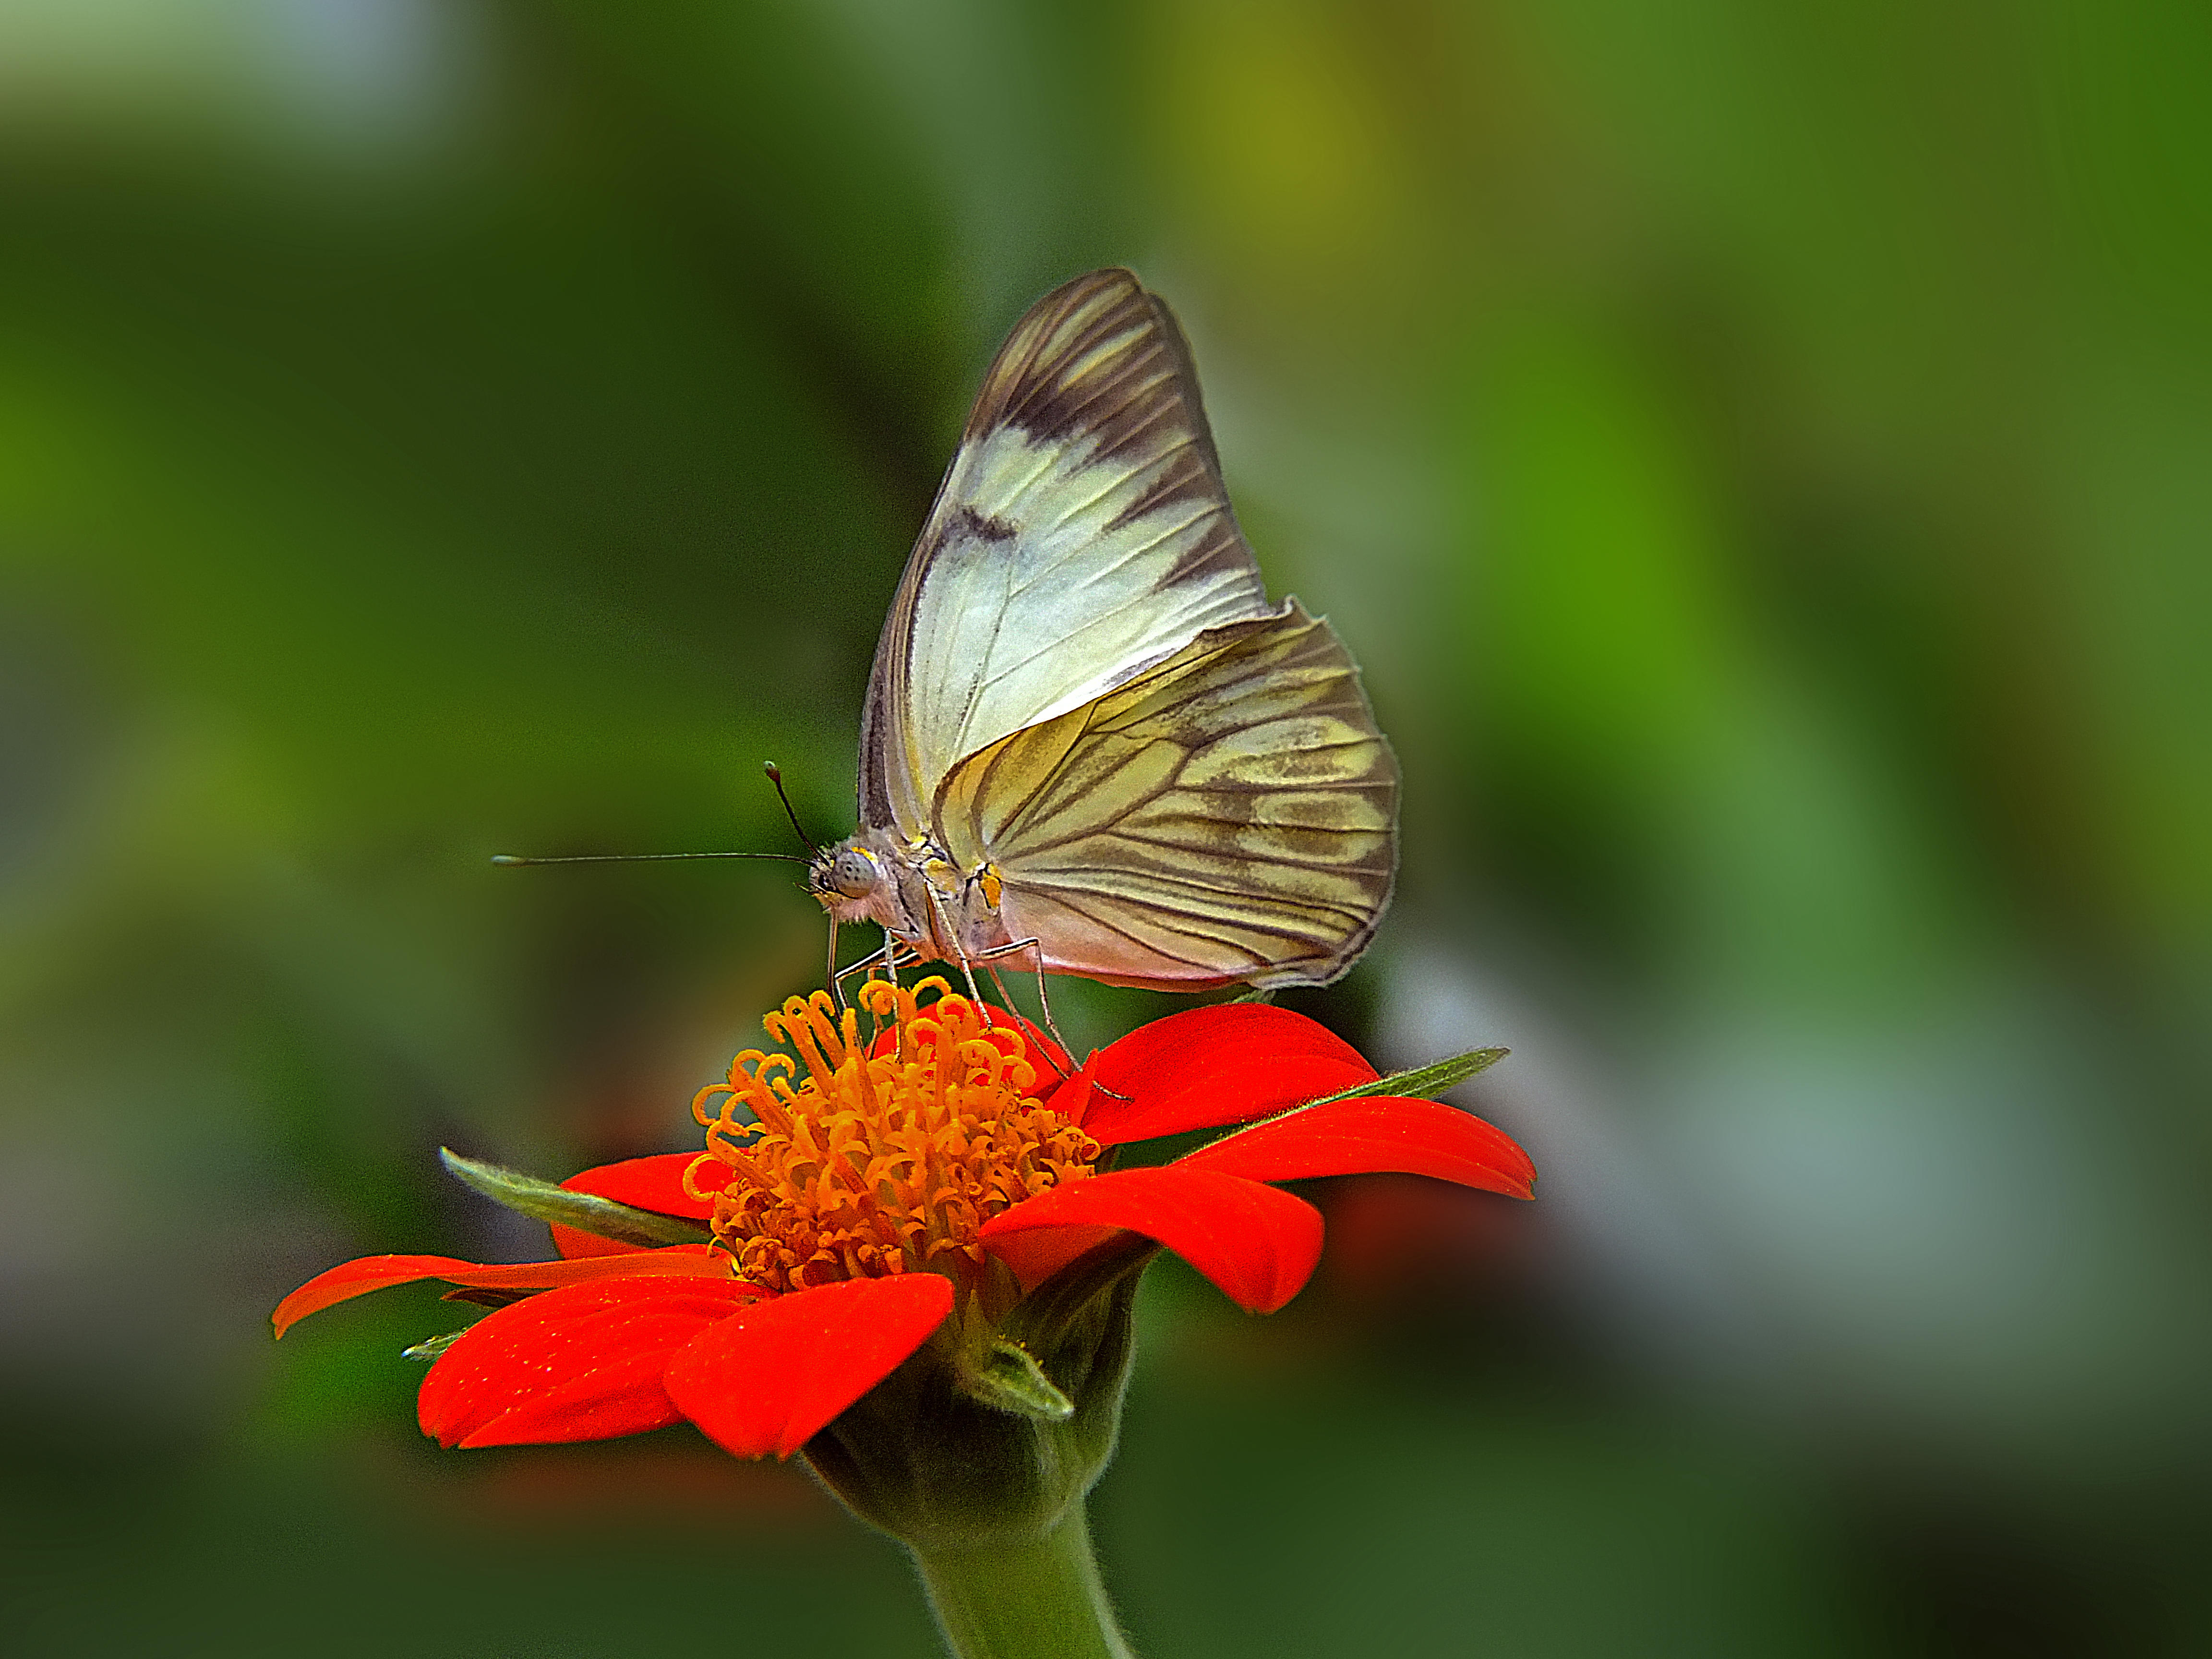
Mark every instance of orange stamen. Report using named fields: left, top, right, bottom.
left=692, top=979, right=1097, bottom=1296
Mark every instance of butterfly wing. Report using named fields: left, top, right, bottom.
left=859, top=268, right=1275, bottom=837
left=932, top=600, right=1398, bottom=990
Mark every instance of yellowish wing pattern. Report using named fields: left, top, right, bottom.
left=933, top=601, right=1397, bottom=990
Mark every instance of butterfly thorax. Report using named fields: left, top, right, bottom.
left=806, top=828, right=1011, bottom=967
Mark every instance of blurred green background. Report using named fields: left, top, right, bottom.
left=3, top=2, right=2207, bottom=1654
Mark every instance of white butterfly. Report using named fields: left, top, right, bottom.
left=809, top=269, right=1397, bottom=1013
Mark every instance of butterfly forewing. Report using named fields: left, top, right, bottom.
left=860, top=269, right=1274, bottom=837
left=932, top=601, right=1398, bottom=989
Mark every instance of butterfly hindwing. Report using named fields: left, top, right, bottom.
left=859, top=269, right=1274, bottom=837
left=932, top=601, right=1398, bottom=989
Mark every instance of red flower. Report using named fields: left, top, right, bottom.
left=274, top=981, right=1533, bottom=1461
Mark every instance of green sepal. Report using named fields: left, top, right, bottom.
left=402, top=1329, right=468, bottom=1363
left=804, top=1273, right=1141, bottom=1551
left=440, top=1286, right=531, bottom=1310
left=1312, top=1046, right=1508, bottom=1106
left=1005, top=1231, right=1160, bottom=1356
left=956, top=1335, right=1075, bottom=1423
left=438, top=1147, right=713, bottom=1249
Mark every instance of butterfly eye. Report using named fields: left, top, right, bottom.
left=833, top=848, right=879, bottom=898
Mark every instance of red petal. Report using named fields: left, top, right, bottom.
left=981, top=1168, right=1322, bottom=1313
left=417, top=1276, right=765, bottom=1449
left=553, top=1153, right=716, bottom=1260
left=1175, top=1096, right=1538, bottom=1199
left=662, top=1274, right=954, bottom=1460
left=271, top=1246, right=725, bottom=1337
left=564, top=1153, right=716, bottom=1217
left=1079, top=1005, right=1378, bottom=1147
left=1040, top=1054, right=1097, bottom=1125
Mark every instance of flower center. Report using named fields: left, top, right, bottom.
left=686, top=978, right=1097, bottom=1294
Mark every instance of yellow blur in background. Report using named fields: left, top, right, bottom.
left=2, top=3, right=2207, bottom=1655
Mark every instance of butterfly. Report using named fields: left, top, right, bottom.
left=808, top=268, right=1397, bottom=1016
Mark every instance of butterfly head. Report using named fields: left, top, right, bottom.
left=806, top=834, right=897, bottom=926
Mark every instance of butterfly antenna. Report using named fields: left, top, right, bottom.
left=490, top=851, right=807, bottom=866
left=763, top=761, right=819, bottom=854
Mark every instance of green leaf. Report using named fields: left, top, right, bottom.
left=955, top=1336, right=1075, bottom=1423
left=1312, top=1046, right=1508, bottom=1105
left=402, top=1329, right=468, bottom=1363
left=438, top=1147, right=713, bottom=1249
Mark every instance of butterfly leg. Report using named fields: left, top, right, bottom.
left=866, top=931, right=906, bottom=1043
left=976, top=938, right=1135, bottom=1102
left=833, top=941, right=906, bottom=1046
left=951, top=948, right=992, bottom=1022
left=913, top=881, right=999, bottom=1022
left=831, top=935, right=903, bottom=999
left=981, top=958, right=1018, bottom=1018
left=1020, top=942, right=1064, bottom=1058
left=969, top=958, right=1065, bottom=1080
left=967, top=936, right=1071, bottom=1062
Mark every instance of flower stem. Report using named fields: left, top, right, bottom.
left=907, top=1504, right=1135, bottom=1659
